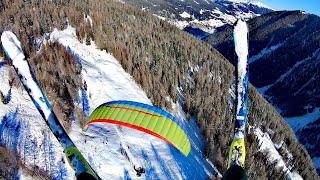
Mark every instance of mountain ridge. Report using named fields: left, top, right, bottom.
left=120, top=0, right=273, bottom=36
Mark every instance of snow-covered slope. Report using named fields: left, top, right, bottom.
left=0, top=27, right=216, bottom=179
left=252, top=127, right=302, bottom=179
left=121, top=0, right=272, bottom=37
left=0, top=61, right=68, bottom=179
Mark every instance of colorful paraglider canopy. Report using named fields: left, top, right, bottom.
left=84, top=100, right=191, bottom=156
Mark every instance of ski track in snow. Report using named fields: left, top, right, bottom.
left=0, top=26, right=215, bottom=179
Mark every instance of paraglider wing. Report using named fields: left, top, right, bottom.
left=84, top=100, right=191, bottom=156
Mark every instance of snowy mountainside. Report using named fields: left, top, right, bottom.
left=0, top=27, right=216, bottom=179
left=252, top=127, right=302, bottom=180
left=120, top=0, right=273, bottom=38
left=0, top=0, right=317, bottom=178
left=204, top=10, right=320, bottom=174
left=0, top=25, right=304, bottom=179
left=0, top=62, right=68, bottom=179
left=0, top=25, right=305, bottom=180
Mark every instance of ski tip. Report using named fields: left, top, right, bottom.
left=1, top=31, right=19, bottom=47
left=234, top=19, right=248, bottom=32
left=1, top=31, right=24, bottom=62
left=234, top=19, right=246, bottom=26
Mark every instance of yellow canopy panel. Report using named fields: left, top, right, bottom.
left=84, top=100, right=191, bottom=156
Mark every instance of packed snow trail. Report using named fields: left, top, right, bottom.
left=1, top=31, right=101, bottom=179
left=227, top=19, right=249, bottom=168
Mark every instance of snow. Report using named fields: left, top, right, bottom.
left=249, top=42, right=284, bottom=64
left=198, top=19, right=225, bottom=33
left=1, top=31, right=74, bottom=149
left=50, top=26, right=215, bottom=179
left=257, top=84, right=273, bottom=95
left=256, top=48, right=320, bottom=97
left=167, top=19, right=189, bottom=30
left=153, top=14, right=166, bottom=21
left=50, top=26, right=152, bottom=111
left=180, top=11, right=191, bottom=18
left=146, top=0, right=268, bottom=35
left=256, top=128, right=285, bottom=167
left=233, top=20, right=248, bottom=116
left=225, top=0, right=251, bottom=3
left=164, top=6, right=246, bottom=33
left=288, top=172, right=304, bottom=180
left=251, top=1, right=273, bottom=10
left=285, top=107, right=320, bottom=133
left=1, top=26, right=216, bottom=179
left=84, top=15, right=93, bottom=28
left=173, top=17, right=225, bottom=34
left=211, top=9, right=237, bottom=23
left=255, top=128, right=303, bottom=180
left=224, top=0, right=272, bottom=9
left=312, top=157, right=320, bottom=171
left=0, top=61, right=68, bottom=179
left=204, top=0, right=212, bottom=4
left=228, top=79, right=236, bottom=109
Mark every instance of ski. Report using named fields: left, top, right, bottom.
left=227, top=19, right=249, bottom=168
left=1, top=31, right=101, bottom=180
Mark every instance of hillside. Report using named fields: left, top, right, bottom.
left=204, top=10, right=320, bottom=174
left=120, top=0, right=272, bottom=38
left=0, top=0, right=318, bottom=179
left=0, top=26, right=217, bottom=179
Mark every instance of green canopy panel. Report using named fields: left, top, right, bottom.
left=84, top=100, right=191, bottom=156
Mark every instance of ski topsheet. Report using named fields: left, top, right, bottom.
left=227, top=19, right=249, bottom=168
left=1, top=31, right=100, bottom=180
